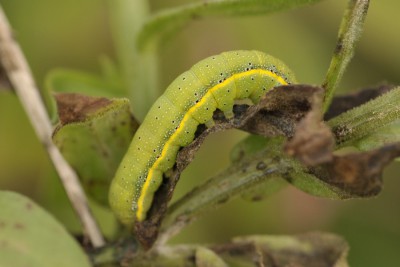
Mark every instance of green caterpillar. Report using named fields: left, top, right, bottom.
left=109, top=50, right=296, bottom=225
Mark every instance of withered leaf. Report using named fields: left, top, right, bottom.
left=54, top=93, right=112, bottom=125
left=284, top=88, right=335, bottom=166
left=310, top=142, right=400, bottom=197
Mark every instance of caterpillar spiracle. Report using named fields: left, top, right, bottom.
left=109, top=50, right=296, bottom=225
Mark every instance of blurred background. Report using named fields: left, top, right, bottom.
left=1, top=0, right=399, bottom=266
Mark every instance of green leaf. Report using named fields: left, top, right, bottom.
left=45, top=68, right=125, bottom=121
left=46, top=69, right=124, bottom=96
left=137, top=0, right=324, bottom=51
left=0, top=191, right=91, bottom=267
left=196, top=247, right=228, bottom=267
left=52, top=94, right=138, bottom=206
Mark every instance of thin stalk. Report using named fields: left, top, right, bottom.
left=108, top=0, right=159, bottom=121
left=0, top=6, right=104, bottom=247
left=322, top=0, right=370, bottom=112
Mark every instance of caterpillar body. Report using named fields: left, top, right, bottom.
left=109, top=50, right=296, bottom=225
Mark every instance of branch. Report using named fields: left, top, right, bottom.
left=0, top=6, right=105, bottom=247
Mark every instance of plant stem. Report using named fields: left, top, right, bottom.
left=322, top=0, right=370, bottom=112
left=328, top=86, right=400, bottom=148
left=156, top=138, right=290, bottom=246
left=0, top=6, right=104, bottom=248
left=108, top=0, right=158, bottom=120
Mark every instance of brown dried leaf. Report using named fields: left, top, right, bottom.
left=54, top=93, right=112, bottom=125
left=285, top=89, right=335, bottom=166
left=241, top=84, right=323, bottom=137
left=310, top=142, right=400, bottom=197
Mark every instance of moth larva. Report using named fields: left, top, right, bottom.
left=109, top=50, right=296, bottom=225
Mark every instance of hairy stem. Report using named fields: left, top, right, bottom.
left=328, top=87, right=400, bottom=148
left=322, top=0, right=370, bottom=112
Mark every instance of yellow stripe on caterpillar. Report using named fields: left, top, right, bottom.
left=109, top=50, right=296, bottom=225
